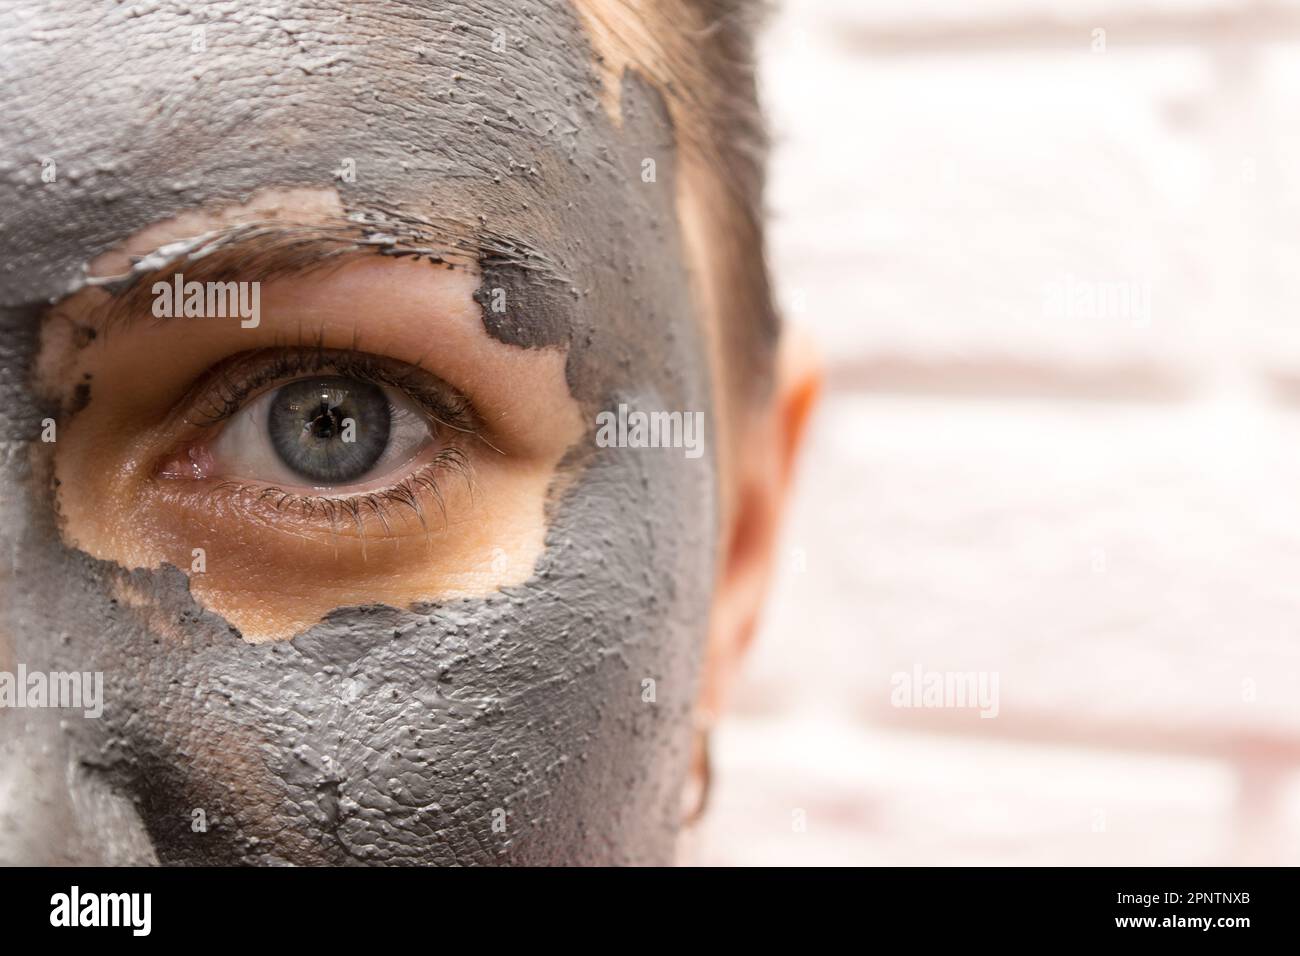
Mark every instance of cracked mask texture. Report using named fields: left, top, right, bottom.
left=0, top=0, right=717, bottom=864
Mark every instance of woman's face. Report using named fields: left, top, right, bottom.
left=0, top=0, right=723, bottom=864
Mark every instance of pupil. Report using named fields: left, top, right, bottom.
left=309, top=397, right=344, bottom=439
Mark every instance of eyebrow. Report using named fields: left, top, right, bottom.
left=74, top=217, right=564, bottom=334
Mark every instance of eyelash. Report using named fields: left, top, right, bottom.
left=187, top=345, right=476, bottom=434
left=172, top=344, right=480, bottom=536
left=212, top=449, right=473, bottom=538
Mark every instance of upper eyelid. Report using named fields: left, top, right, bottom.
left=181, top=346, right=481, bottom=439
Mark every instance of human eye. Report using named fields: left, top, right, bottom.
left=157, top=347, right=478, bottom=529
left=42, top=243, right=584, bottom=642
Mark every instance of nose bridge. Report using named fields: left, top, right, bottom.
left=0, top=710, right=160, bottom=865
left=0, top=465, right=159, bottom=866
left=1, top=712, right=85, bottom=864
left=1, top=521, right=156, bottom=864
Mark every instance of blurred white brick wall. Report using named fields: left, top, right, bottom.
left=693, top=0, right=1300, bottom=865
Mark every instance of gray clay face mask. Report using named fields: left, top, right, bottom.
left=0, top=0, right=717, bottom=864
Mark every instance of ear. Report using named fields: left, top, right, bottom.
left=698, top=326, right=821, bottom=723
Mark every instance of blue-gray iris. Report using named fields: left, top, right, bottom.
left=267, top=377, right=391, bottom=484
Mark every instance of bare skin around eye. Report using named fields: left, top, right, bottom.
left=37, top=189, right=585, bottom=643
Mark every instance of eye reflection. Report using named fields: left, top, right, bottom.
left=268, top=377, right=391, bottom=483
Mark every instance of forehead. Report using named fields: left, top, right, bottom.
left=2, top=0, right=702, bottom=410
left=1, top=1, right=648, bottom=296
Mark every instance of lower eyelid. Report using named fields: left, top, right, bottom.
left=150, top=445, right=476, bottom=538
left=230, top=449, right=461, bottom=502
